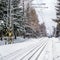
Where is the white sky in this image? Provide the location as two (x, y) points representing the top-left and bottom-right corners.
(32, 0), (57, 34)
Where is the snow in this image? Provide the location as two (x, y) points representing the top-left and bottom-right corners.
(0, 37), (29, 45)
(32, 0), (57, 34)
(0, 37), (60, 60)
(52, 38), (60, 60)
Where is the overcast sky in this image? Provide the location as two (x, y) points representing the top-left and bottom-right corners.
(32, 0), (57, 34)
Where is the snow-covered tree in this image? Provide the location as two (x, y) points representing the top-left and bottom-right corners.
(53, 0), (60, 37)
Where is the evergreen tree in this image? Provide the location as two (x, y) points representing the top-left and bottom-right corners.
(53, 0), (60, 37)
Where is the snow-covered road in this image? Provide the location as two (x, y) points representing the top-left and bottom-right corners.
(0, 37), (60, 60)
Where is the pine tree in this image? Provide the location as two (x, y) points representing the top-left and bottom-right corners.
(11, 0), (26, 37)
(53, 0), (60, 37)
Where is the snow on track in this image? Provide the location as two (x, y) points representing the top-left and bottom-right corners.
(0, 37), (51, 60)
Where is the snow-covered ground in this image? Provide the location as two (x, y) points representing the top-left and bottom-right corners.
(0, 37), (60, 60)
(52, 37), (60, 60)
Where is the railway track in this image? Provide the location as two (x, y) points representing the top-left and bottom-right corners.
(20, 39), (48, 60)
(2, 38), (49, 60)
